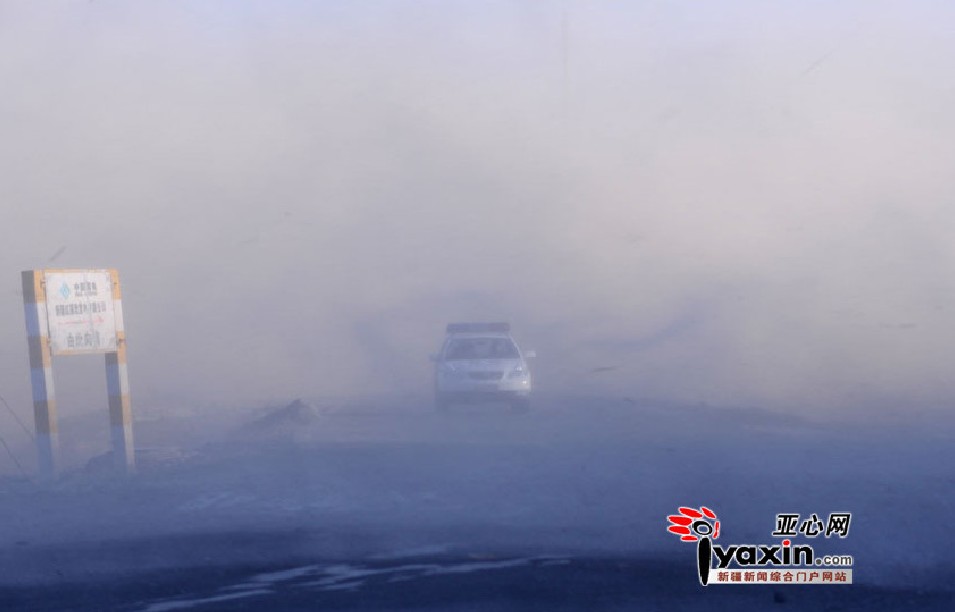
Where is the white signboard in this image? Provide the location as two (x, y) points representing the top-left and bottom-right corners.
(44, 270), (118, 355)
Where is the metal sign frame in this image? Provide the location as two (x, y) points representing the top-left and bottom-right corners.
(22, 269), (135, 478)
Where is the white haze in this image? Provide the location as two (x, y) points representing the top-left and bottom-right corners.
(2, 0), (955, 431)
(0, 5), (953, 602)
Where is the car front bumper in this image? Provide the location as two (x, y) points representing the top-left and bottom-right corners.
(439, 389), (531, 402)
(436, 376), (532, 396)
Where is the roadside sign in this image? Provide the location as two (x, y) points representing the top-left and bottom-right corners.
(22, 268), (135, 478)
(44, 270), (118, 355)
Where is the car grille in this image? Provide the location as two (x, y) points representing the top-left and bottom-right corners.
(468, 371), (504, 381)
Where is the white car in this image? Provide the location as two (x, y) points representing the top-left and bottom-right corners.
(431, 322), (535, 412)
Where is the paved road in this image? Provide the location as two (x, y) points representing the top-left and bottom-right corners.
(1, 395), (952, 610)
(2, 545), (953, 611)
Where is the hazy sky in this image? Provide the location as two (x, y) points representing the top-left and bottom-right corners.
(2, 1), (954, 427)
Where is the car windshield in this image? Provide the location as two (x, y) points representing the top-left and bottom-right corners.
(445, 337), (519, 360)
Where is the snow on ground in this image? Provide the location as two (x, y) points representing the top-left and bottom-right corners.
(138, 556), (566, 611)
(0, 394), (951, 591)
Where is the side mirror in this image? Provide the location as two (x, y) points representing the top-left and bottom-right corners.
(524, 350), (537, 359)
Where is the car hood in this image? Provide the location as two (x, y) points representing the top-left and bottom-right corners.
(443, 358), (523, 372)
